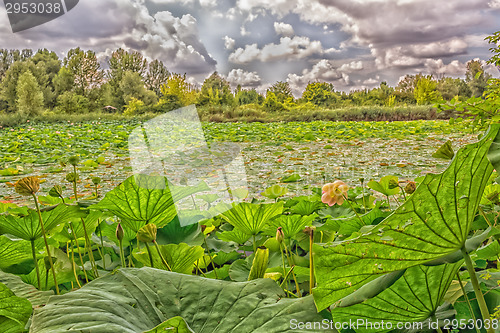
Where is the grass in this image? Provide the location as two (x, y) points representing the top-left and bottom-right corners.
(0, 104), (453, 127)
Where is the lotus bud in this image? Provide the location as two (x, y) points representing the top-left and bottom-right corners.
(48, 185), (63, 198)
(92, 176), (101, 185)
(404, 181), (417, 194)
(116, 223), (124, 241)
(44, 256), (52, 271)
(65, 172), (79, 183)
(304, 226), (316, 236)
(137, 223), (157, 243)
(359, 177), (365, 184)
(388, 179), (399, 189)
(276, 227), (284, 244)
(68, 155), (80, 166)
(15, 176), (40, 196)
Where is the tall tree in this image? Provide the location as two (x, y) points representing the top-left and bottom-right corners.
(414, 75), (441, 105)
(301, 81), (338, 107)
(1, 60), (49, 112)
(199, 71), (234, 106)
(268, 81), (293, 103)
(145, 59), (169, 96)
(16, 70), (44, 117)
(64, 47), (103, 97)
(465, 60), (491, 97)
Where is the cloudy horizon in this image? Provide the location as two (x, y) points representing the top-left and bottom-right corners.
(1, 0), (500, 96)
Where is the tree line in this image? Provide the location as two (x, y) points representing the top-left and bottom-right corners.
(0, 47), (493, 118)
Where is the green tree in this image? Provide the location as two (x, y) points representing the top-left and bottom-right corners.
(236, 89), (262, 105)
(16, 70), (44, 117)
(268, 81), (293, 103)
(159, 73), (198, 108)
(301, 82), (339, 107)
(119, 71), (158, 106)
(263, 91), (287, 112)
(64, 47), (103, 97)
(465, 60), (492, 97)
(55, 91), (90, 114)
(199, 72), (234, 106)
(1, 60), (49, 112)
(414, 75), (441, 105)
(145, 59), (169, 97)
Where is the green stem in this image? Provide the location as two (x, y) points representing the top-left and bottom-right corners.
(153, 241), (172, 271)
(279, 265), (295, 289)
(344, 195), (364, 226)
(461, 247), (494, 333)
(195, 262), (207, 278)
(145, 242), (154, 267)
(361, 181), (366, 214)
(80, 217), (99, 278)
(252, 234), (257, 253)
(69, 222), (88, 283)
(431, 313), (443, 333)
(32, 194), (59, 295)
(283, 242), (301, 297)
(70, 240), (82, 288)
(203, 235), (218, 279)
(30, 240), (41, 290)
(309, 229), (314, 295)
(279, 243), (289, 293)
(118, 239), (126, 268)
(98, 221), (106, 270)
(456, 272), (480, 333)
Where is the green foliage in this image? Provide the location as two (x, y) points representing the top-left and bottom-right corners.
(414, 75), (441, 105)
(16, 70), (44, 117)
(0, 282), (33, 333)
(55, 91), (90, 114)
(30, 267), (327, 333)
(313, 125), (499, 311)
(301, 82), (339, 107)
(199, 72), (234, 106)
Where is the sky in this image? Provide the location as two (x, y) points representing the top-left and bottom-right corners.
(1, 0), (500, 95)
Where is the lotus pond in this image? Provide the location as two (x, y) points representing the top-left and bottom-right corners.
(0, 119), (499, 333)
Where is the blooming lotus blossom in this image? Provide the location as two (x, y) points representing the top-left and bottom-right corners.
(321, 180), (349, 206)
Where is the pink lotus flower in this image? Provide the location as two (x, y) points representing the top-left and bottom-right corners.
(321, 180), (349, 206)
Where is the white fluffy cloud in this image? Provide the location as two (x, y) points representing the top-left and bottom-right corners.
(274, 22), (294, 37)
(223, 36), (235, 50)
(287, 59), (351, 95)
(229, 36), (330, 64)
(226, 69), (262, 87)
(0, 0), (216, 75)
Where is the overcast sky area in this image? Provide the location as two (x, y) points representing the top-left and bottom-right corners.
(1, 0), (500, 95)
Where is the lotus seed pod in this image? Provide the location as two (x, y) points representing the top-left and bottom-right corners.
(276, 227), (284, 244)
(68, 155), (80, 166)
(65, 172), (79, 183)
(15, 176), (40, 196)
(404, 181), (417, 194)
(137, 223), (157, 243)
(388, 178), (399, 189)
(92, 176), (101, 185)
(116, 223), (124, 241)
(200, 224), (207, 233)
(48, 185), (63, 198)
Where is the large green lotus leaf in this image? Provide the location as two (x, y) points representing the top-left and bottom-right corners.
(367, 175), (400, 196)
(0, 236), (32, 269)
(220, 202), (284, 235)
(321, 205), (387, 238)
(55, 210), (109, 242)
(217, 228), (251, 244)
(142, 316), (194, 333)
(331, 262), (462, 331)
(0, 204), (84, 241)
(263, 214), (316, 239)
(0, 270), (53, 307)
(30, 267), (333, 333)
(92, 174), (209, 232)
(133, 243), (204, 275)
(0, 282), (33, 333)
(314, 125), (500, 311)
